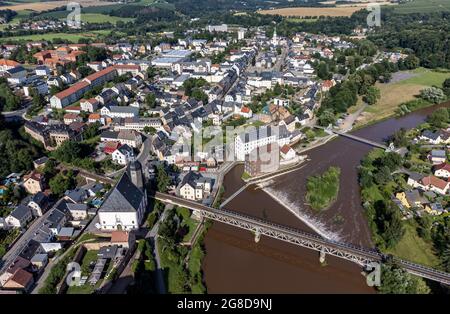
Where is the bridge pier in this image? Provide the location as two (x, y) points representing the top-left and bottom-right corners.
(254, 230), (261, 243)
(192, 210), (203, 222)
(319, 249), (326, 264)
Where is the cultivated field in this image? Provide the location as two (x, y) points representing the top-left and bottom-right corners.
(259, 7), (363, 17)
(0, 0), (115, 12)
(259, 1), (396, 17)
(354, 68), (450, 126)
(393, 0), (450, 14)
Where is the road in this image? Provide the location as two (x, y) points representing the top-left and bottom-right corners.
(105, 135), (152, 179)
(146, 206), (171, 294)
(106, 205), (171, 294)
(2, 99), (32, 122)
(0, 208), (55, 274)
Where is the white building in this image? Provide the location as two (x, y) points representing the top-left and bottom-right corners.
(98, 161), (147, 231)
(112, 144), (134, 165)
(234, 125), (291, 161)
(178, 172), (212, 201)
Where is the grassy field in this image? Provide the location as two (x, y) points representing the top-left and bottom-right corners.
(392, 0), (450, 14)
(385, 221), (440, 268)
(71, 13), (134, 24)
(354, 68), (450, 127)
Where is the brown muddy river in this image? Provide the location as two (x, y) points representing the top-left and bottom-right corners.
(202, 103), (449, 293)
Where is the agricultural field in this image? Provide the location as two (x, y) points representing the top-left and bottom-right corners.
(392, 0), (450, 14)
(0, 0), (116, 12)
(259, 1), (396, 17)
(259, 6), (363, 17)
(354, 68), (450, 127)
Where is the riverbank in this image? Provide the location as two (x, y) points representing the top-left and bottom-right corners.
(352, 68), (450, 129)
(202, 102), (450, 293)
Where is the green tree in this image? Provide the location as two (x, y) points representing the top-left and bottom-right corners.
(49, 170), (76, 196)
(318, 109), (336, 127)
(420, 87), (446, 104)
(378, 263), (430, 294)
(363, 86), (381, 105)
(156, 164), (170, 192)
(427, 107), (449, 128)
(145, 93), (157, 108)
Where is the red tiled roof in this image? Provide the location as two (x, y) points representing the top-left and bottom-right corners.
(0, 59), (20, 67)
(114, 64), (139, 70)
(88, 113), (101, 120)
(25, 170), (43, 182)
(280, 145), (292, 154)
(421, 175), (448, 190)
(111, 231), (130, 243)
(54, 80), (89, 100)
(83, 66), (116, 83)
(435, 163), (450, 173)
(241, 106), (251, 113)
(8, 269), (33, 288)
(64, 113), (79, 120)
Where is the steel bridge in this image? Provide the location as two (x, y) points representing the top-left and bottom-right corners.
(154, 192), (450, 286)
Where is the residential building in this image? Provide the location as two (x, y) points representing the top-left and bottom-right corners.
(5, 205), (33, 228)
(23, 171), (44, 194)
(235, 125), (290, 161)
(112, 144), (134, 165)
(178, 171), (212, 201)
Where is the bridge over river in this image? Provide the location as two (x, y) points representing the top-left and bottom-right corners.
(314, 126), (388, 150)
(154, 192), (450, 286)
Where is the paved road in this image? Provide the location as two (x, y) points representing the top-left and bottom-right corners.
(105, 135), (152, 179)
(0, 209), (54, 274)
(2, 99), (32, 122)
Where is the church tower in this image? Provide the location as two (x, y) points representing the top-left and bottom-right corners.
(129, 159), (144, 192)
(272, 26), (278, 46)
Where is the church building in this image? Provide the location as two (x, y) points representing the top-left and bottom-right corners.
(98, 160), (147, 231)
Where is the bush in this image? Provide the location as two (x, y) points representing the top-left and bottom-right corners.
(306, 167), (341, 210)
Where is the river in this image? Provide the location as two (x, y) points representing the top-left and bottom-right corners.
(202, 103), (449, 293)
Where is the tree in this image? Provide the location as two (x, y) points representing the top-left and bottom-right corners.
(49, 170), (76, 196)
(374, 200), (404, 248)
(145, 93), (157, 108)
(363, 86), (381, 105)
(378, 263), (430, 294)
(83, 122), (101, 139)
(317, 62), (331, 80)
(420, 87), (446, 104)
(143, 126), (156, 135)
(51, 141), (82, 163)
(156, 164), (170, 192)
(427, 107), (449, 128)
(443, 78), (450, 97)
(390, 128), (408, 147)
(318, 109), (336, 127)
